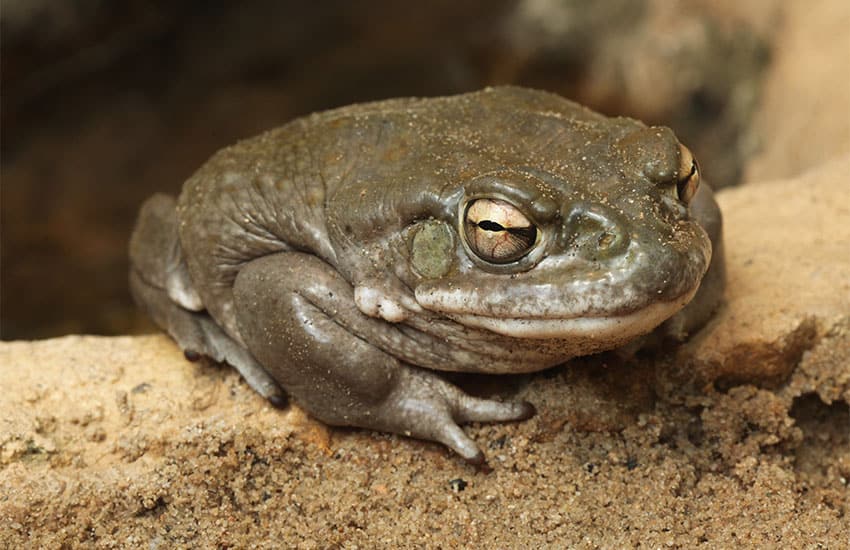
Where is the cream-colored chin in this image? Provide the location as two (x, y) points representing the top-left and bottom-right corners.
(444, 287), (698, 340)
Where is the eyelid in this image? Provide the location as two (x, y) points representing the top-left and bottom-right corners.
(463, 170), (560, 224)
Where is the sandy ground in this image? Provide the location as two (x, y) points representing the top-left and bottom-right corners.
(3, 1), (850, 547)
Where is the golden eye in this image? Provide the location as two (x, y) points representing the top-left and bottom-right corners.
(676, 145), (700, 204)
(463, 199), (538, 264)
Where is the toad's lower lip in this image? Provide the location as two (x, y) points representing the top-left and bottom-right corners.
(445, 286), (699, 340)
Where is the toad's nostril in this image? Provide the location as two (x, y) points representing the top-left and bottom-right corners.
(563, 204), (629, 260)
(597, 231), (617, 250)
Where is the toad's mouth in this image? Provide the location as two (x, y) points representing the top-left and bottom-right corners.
(440, 285), (699, 340)
(413, 236), (711, 341)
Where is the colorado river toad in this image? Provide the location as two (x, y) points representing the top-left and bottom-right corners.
(130, 86), (724, 463)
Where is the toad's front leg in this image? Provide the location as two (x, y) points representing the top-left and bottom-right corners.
(232, 252), (534, 463)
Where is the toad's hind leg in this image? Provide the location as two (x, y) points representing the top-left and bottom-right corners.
(129, 194), (286, 406)
(232, 252), (535, 463)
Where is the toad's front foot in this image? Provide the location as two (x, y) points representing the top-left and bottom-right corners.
(370, 368), (536, 463)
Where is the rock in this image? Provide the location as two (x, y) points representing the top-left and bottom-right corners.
(0, 335), (306, 468)
(665, 157), (850, 390)
(743, 1), (850, 181)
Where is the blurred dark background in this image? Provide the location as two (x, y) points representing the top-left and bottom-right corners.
(1, 0), (771, 339)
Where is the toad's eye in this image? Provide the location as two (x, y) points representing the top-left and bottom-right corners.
(463, 199), (538, 264)
(676, 145), (700, 204)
